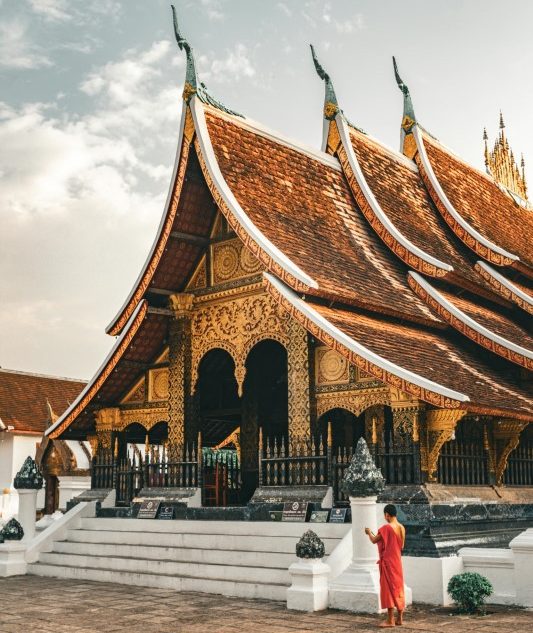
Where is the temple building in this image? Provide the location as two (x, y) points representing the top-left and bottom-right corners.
(45, 10), (532, 546)
(0, 369), (87, 518)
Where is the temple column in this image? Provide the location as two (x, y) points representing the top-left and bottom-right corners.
(95, 408), (121, 451)
(286, 318), (312, 443)
(483, 422), (497, 485)
(424, 409), (467, 482)
(168, 293), (194, 453)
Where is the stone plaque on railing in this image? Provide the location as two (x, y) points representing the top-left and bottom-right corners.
(282, 501), (309, 522)
(137, 499), (160, 519)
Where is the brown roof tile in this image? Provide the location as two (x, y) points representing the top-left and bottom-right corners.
(310, 301), (533, 419)
(0, 369), (86, 434)
(204, 109), (439, 325)
(423, 134), (533, 270)
(350, 129), (496, 293)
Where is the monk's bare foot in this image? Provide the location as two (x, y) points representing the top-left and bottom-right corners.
(395, 612), (404, 626)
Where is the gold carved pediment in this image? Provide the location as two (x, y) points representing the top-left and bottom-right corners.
(211, 238), (262, 285)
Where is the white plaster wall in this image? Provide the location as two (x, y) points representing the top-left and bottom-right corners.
(58, 476), (91, 510)
(0, 434), (43, 517)
(403, 555), (464, 605)
(458, 548), (516, 605)
(0, 433), (14, 518)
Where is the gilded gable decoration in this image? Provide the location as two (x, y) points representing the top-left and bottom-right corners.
(148, 368), (169, 402)
(315, 347), (350, 386)
(191, 288), (290, 397)
(316, 387), (390, 419)
(122, 379), (145, 404)
(212, 238), (262, 285)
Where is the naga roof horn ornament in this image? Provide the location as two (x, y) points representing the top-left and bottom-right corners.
(310, 44), (339, 120)
(392, 56), (416, 132)
(171, 4), (243, 117)
(310, 44), (365, 133)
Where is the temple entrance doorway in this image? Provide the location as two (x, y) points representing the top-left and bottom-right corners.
(197, 348), (241, 506)
(241, 339), (288, 504)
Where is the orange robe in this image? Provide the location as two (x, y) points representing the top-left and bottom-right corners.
(377, 523), (405, 611)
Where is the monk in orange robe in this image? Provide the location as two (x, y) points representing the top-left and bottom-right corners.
(365, 504), (406, 627)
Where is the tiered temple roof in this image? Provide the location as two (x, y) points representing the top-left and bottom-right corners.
(47, 10), (532, 439)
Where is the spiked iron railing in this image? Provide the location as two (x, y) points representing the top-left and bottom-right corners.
(92, 434), (202, 506)
(258, 427), (330, 488)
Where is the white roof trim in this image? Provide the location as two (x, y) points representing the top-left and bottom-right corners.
(46, 300), (147, 437)
(265, 272), (469, 403)
(413, 125), (519, 263)
(192, 97), (319, 290)
(335, 114), (453, 273)
(410, 271), (533, 360)
(476, 261), (533, 309)
(105, 106), (188, 335)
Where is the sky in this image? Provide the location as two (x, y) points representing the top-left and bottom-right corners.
(1, 0), (532, 381)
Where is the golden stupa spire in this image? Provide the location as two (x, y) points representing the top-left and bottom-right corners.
(484, 112), (527, 200)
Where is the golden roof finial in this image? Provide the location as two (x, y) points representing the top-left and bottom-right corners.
(485, 113), (527, 201)
(483, 127), (489, 169)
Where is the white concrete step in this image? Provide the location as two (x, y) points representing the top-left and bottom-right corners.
(28, 517), (348, 600)
(53, 540), (295, 568)
(79, 518), (348, 538)
(64, 529), (341, 554)
(38, 551), (289, 584)
(27, 563), (288, 601)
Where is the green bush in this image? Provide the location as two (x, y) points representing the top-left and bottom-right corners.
(447, 572), (493, 614)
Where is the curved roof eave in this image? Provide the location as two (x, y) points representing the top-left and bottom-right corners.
(475, 261), (533, 316)
(46, 300), (149, 439)
(263, 271), (469, 409)
(409, 271), (533, 370)
(190, 96), (318, 293)
(105, 105), (189, 336)
(334, 113), (454, 278)
(413, 125), (520, 268)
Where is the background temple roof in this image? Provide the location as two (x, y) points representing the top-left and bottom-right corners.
(0, 368), (86, 435)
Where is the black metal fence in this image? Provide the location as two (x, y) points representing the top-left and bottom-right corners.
(258, 432), (330, 487)
(438, 441), (489, 486)
(91, 437), (202, 506)
(504, 438), (533, 486)
(332, 444), (420, 502)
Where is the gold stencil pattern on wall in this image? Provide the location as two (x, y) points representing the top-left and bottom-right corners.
(149, 368), (169, 401)
(315, 347), (350, 385)
(212, 238), (262, 285)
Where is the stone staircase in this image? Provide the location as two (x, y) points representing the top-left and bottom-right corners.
(28, 518), (349, 600)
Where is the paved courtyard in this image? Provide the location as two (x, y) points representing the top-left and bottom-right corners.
(0, 576), (532, 633)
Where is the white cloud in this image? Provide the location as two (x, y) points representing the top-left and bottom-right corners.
(0, 18), (52, 69)
(277, 2), (292, 17)
(209, 44), (255, 82)
(334, 14), (365, 33)
(28, 0), (71, 22)
(199, 0), (224, 21)
(27, 0), (122, 23)
(0, 40), (185, 376)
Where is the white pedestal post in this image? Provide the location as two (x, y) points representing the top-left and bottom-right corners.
(17, 489), (37, 541)
(0, 543), (27, 577)
(287, 558), (330, 611)
(328, 495), (381, 613)
(510, 527), (533, 607)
